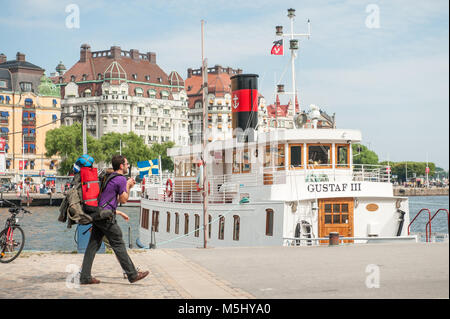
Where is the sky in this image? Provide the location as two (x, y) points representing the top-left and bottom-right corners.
(1, 0), (448, 169)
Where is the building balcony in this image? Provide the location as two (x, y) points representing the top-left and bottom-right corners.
(22, 119), (36, 125)
(24, 135), (36, 142)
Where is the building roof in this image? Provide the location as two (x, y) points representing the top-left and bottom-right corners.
(0, 69), (12, 91)
(55, 45), (184, 98)
(0, 60), (44, 71)
(265, 95), (299, 118)
(185, 65), (241, 108)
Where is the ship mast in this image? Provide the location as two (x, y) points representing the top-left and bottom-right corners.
(201, 20), (208, 249)
(275, 8), (311, 117)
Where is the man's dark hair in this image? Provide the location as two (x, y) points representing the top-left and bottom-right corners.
(112, 155), (126, 171)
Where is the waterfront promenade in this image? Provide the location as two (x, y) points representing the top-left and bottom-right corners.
(0, 242), (448, 299)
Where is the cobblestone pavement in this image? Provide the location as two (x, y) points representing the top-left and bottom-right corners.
(0, 249), (254, 299)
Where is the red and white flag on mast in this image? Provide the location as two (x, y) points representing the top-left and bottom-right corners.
(271, 39), (284, 56)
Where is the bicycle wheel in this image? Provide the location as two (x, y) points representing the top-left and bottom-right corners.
(0, 226), (25, 263)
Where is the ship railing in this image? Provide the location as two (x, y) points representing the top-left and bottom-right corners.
(283, 235), (418, 246)
(259, 164), (392, 185)
(143, 173), (242, 204)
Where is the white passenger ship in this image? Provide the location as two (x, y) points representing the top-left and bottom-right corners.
(138, 128), (411, 248)
(137, 9), (412, 249)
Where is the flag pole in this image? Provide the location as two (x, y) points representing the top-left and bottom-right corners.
(201, 19), (208, 249)
(159, 155), (162, 186)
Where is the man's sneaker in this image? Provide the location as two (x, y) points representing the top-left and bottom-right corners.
(129, 271), (149, 283)
(80, 277), (101, 285)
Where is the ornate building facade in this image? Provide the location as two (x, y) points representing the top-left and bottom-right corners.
(0, 52), (61, 179)
(185, 65), (266, 144)
(54, 44), (189, 147)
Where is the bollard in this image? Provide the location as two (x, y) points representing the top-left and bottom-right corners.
(329, 232), (340, 246)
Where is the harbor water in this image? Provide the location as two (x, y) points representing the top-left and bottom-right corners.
(0, 196), (448, 251)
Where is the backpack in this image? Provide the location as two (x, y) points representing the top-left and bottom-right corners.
(97, 169), (124, 210)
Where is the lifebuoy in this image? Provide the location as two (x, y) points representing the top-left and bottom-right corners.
(166, 178), (173, 198)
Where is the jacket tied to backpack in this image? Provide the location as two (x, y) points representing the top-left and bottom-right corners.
(58, 174), (93, 228)
(58, 166), (118, 228)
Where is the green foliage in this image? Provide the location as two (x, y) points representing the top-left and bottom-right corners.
(45, 124), (176, 174)
(45, 123), (104, 174)
(352, 144), (379, 165)
(99, 132), (153, 172)
(150, 141), (175, 172)
(379, 161), (436, 182)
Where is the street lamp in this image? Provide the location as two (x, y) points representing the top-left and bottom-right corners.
(275, 26), (283, 36)
(287, 8), (296, 18)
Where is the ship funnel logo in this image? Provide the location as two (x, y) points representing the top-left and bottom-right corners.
(232, 94), (239, 109)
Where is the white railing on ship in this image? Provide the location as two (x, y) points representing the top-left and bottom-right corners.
(142, 164), (391, 204)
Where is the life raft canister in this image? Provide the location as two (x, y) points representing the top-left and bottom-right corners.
(80, 166), (100, 207)
(166, 178), (173, 198)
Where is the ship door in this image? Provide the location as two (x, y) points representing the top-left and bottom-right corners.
(319, 198), (354, 243)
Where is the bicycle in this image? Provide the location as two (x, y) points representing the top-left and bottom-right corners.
(0, 198), (32, 263)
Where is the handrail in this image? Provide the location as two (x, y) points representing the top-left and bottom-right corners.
(425, 209), (449, 242)
(408, 208), (431, 242)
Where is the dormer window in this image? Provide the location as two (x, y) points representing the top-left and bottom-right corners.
(158, 77), (162, 83)
(82, 74), (87, 81)
(145, 75), (150, 81)
(135, 87), (143, 97)
(148, 89), (156, 98)
(132, 74), (138, 80)
(160, 90), (169, 100)
(70, 75), (76, 82)
(97, 73), (102, 80)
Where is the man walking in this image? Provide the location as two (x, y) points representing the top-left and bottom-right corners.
(80, 155), (149, 284)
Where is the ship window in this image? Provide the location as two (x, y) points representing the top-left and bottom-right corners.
(264, 145), (271, 167)
(208, 215), (212, 239)
(141, 208), (149, 230)
(289, 144), (303, 169)
(333, 215), (341, 224)
(232, 149), (241, 174)
(218, 215), (225, 240)
(233, 215), (240, 241)
(265, 209), (274, 236)
(277, 144), (285, 170)
(194, 214), (200, 237)
(324, 214), (332, 224)
(325, 204), (332, 213)
(175, 213), (179, 234)
(184, 213), (189, 235)
(166, 212), (170, 233)
(152, 211), (159, 232)
(336, 144), (350, 168)
(242, 148), (251, 173)
(307, 144), (331, 168)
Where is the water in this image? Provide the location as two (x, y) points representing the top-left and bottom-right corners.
(0, 196), (448, 251)
(408, 196), (449, 241)
(0, 205), (141, 252)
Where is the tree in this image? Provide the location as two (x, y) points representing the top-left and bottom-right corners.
(45, 123), (104, 175)
(352, 144), (379, 165)
(382, 161), (436, 182)
(99, 132), (154, 174)
(150, 141), (175, 172)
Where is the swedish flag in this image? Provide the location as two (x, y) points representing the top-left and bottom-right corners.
(137, 159), (159, 178)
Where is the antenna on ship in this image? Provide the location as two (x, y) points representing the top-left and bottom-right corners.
(275, 8), (311, 118)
